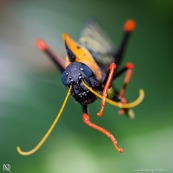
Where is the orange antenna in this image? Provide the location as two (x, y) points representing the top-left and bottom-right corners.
(82, 81), (144, 109)
(17, 85), (72, 156)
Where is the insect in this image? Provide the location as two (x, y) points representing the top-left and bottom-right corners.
(17, 19), (144, 155)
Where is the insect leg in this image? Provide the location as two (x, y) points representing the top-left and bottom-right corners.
(97, 63), (117, 117)
(114, 63), (134, 117)
(114, 19), (135, 66)
(36, 39), (66, 72)
(82, 105), (123, 153)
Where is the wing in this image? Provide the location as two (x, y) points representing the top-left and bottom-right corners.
(78, 20), (116, 66)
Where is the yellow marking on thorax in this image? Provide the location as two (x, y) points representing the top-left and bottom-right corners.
(62, 33), (102, 81)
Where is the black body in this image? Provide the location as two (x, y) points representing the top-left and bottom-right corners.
(61, 62), (102, 105)
(43, 20), (133, 107)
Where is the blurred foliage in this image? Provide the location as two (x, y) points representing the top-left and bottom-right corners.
(0, 0), (173, 172)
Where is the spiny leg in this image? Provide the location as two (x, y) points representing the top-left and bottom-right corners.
(114, 62), (134, 115)
(97, 63), (117, 117)
(112, 20), (135, 116)
(120, 63), (134, 97)
(100, 17), (135, 116)
(36, 39), (66, 72)
(114, 19), (135, 66)
(83, 105), (123, 153)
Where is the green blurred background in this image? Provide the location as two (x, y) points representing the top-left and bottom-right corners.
(0, 0), (173, 172)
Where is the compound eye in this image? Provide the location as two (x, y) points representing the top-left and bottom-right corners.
(61, 71), (69, 85)
(80, 64), (93, 77)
